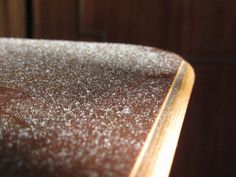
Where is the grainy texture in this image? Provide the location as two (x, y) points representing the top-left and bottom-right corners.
(0, 38), (181, 177)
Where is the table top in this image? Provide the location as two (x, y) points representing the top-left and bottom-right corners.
(0, 38), (194, 177)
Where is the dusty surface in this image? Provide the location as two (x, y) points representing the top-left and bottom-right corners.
(0, 38), (181, 177)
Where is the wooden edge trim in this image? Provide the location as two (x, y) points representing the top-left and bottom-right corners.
(129, 60), (195, 177)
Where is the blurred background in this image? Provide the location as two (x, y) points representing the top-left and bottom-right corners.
(0, 0), (235, 176)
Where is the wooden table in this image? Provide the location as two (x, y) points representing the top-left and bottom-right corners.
(0, 38), (194, 177)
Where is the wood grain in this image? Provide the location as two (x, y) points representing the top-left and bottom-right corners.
(33, 0), (79, 40)
(0, 0), (6, 35)
(0, 0), (26, 37)
(78, 0), (236, 59)
(1, 0), (235, 58)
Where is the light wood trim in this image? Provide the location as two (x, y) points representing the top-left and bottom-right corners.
(129, 60), (195, 177)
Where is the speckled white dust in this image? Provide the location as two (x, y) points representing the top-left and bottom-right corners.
(0, 38), (181, 177)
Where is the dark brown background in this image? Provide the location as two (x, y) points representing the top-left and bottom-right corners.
(0, 0), (236, 176)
